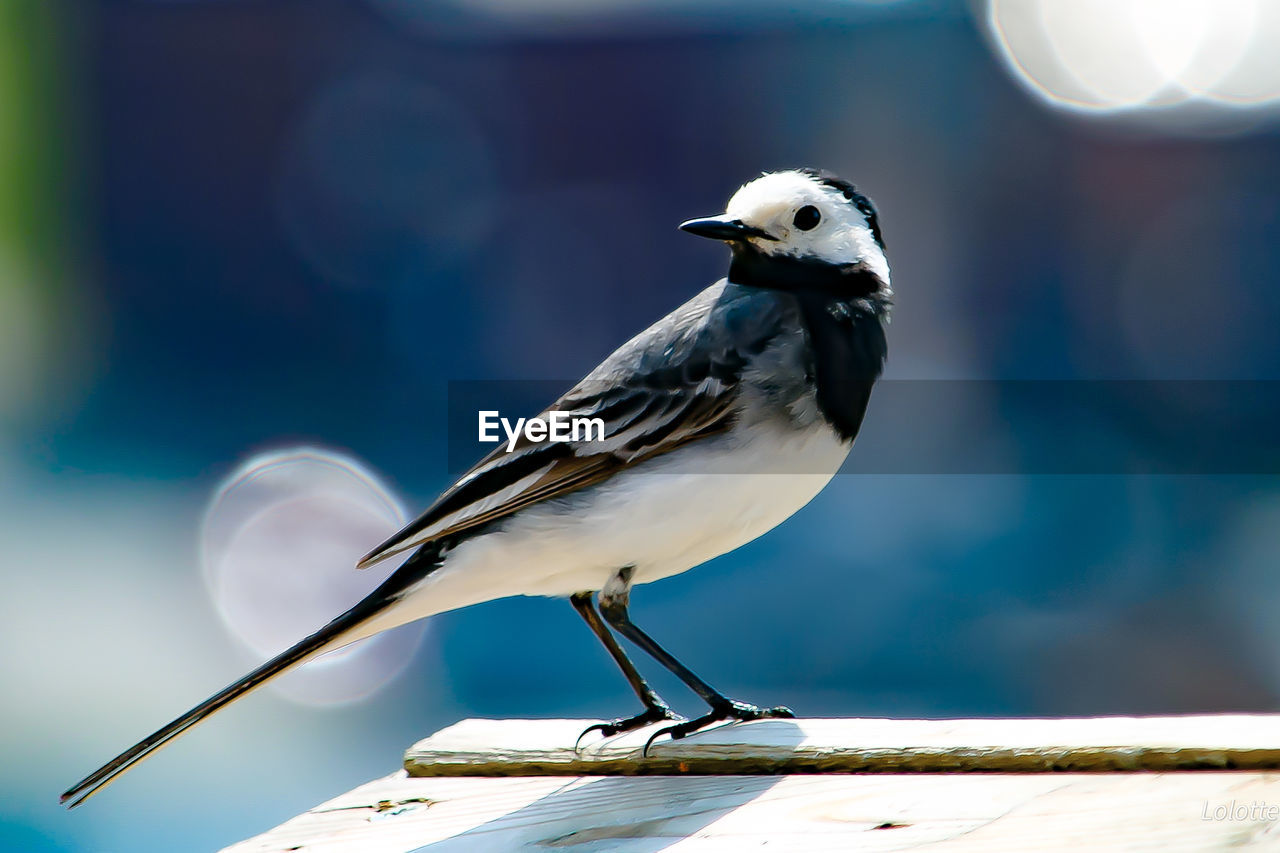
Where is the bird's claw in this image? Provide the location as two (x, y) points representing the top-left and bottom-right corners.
(574, 704), (682, 752)
(643, 700), (794, 757)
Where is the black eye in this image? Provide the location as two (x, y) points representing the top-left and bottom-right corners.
(793, 205), (821, 231)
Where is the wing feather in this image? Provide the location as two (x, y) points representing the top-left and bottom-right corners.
(357, 282), (786, 568)
(357, 381), (740, 567)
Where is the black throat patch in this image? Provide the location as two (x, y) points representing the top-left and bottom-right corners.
(728, 248), (885, 299)
(729, 247), (890, 441)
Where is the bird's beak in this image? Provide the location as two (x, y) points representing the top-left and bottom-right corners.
(679, 216), (777, 242)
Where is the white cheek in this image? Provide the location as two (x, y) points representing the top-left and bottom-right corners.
(803, 229), (859, 265)
(850, 228), (890, 284)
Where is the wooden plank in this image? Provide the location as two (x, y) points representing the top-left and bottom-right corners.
(403, 716), (1280, 777)
(224, 769), (1280, 852)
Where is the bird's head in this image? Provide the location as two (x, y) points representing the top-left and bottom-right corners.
(681, 169), (889, 298)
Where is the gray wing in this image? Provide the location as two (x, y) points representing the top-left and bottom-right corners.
(358, 282), (790, 568)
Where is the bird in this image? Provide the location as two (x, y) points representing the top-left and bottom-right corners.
(61, 167), (892, 808)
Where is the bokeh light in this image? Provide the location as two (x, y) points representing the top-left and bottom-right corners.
(987, 0), (1280, 128)
(201, 448), (429, 705)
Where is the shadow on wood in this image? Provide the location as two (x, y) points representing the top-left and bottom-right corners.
(409, 775), (782, 851)
(224, 715), (1280, 852)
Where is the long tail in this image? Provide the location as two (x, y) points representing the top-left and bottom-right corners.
(61, 546), (440, 808)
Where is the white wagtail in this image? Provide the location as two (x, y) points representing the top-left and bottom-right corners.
(62, 168), (891, 807)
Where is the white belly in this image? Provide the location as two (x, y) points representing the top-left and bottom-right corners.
(368, 420), (850, 630)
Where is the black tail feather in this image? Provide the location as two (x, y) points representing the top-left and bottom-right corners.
(60, 595), (389, 808)
(61, 541), (448, 808)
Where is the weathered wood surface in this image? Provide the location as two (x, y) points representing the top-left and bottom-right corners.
(224, 716), (1280, 852)
(226, 769), (1280, 852)
(405, 715), (1280, 776)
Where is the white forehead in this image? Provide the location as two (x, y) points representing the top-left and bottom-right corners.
(725, 171), (842, 222)
(721, 170), (888, 282)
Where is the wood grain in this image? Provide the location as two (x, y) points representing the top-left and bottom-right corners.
(225, 769), (1280, 852)
(223, 716), (1280, 852)
(403, 716), (1280, 777)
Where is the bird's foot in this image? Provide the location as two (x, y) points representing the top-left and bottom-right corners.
(575, 703), (682, 751)
(643, 699), (794, 756)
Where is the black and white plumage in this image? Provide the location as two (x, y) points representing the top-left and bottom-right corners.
(62, 168), (891, 807)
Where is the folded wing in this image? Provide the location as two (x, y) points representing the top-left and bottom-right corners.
(358, 282), (785, 568)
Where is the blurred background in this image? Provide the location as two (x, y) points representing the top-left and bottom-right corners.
(4, 0), (1280, 849)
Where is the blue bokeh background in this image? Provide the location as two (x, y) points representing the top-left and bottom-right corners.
(4, 1), (1280, 850)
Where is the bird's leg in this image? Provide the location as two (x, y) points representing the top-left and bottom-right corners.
(596, 568), (793, 755)
(570, 591), (680, 747)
